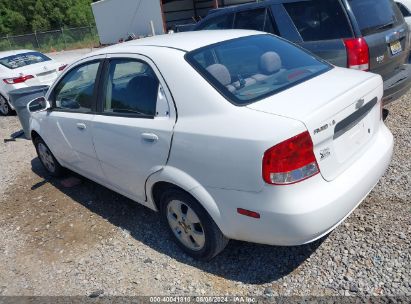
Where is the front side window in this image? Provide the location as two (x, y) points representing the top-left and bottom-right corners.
(53, 61), (100, 112)
(234, 8), (278, 34)
(195, 13), (234, 30)
(284, 0), (353, 41)
(0, 52), (51, 69)
(186, 35), (331, 105)
(397, 2), (411, 17)
(103, 59), (159, 117)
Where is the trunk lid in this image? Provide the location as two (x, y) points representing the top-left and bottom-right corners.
(12, 61), (60, 86)
(247, 67), (383, 181)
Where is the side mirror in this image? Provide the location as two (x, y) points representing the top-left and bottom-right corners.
(27, 97), (49, 112)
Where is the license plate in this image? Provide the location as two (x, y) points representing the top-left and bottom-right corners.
(390, 40), (402, 55)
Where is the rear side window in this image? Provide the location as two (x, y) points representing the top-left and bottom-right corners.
(284, 0), (353, 41)
(195, 13), (234, 30)
(397, 2), (411, 17)
(234, 8), (279, 34)
(102, 59), (159, 117)
(186, 35), (331, 106)
(348, 0), (402, 35)
(0, 52), (51, 70)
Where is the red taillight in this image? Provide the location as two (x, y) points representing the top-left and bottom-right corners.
(58, 64), (67, 71)
(3, 75), (34, 84)
(237, 208), (260, 219)
(262, 131), (320, 185)
(344, 38), (370, 71)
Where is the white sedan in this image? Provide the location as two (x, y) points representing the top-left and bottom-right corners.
(0, 50), (66, 115)
(28, 30), (393, 260)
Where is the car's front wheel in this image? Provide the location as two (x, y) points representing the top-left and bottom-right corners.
(160, 189), (229, 260)
(34, 137), (64, 177)
(0, 95), (12, 116)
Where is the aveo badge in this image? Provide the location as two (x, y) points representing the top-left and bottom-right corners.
(314, 120), (336, 135)
(314, 124), (328, 135)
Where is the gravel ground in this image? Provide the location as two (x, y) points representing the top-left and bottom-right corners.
(46, 48), (95, 65)
(0, 92), (409, 297)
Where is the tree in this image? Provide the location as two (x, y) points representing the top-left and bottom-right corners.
(0, 8), (27, 34)
(0, 0), (94, 35)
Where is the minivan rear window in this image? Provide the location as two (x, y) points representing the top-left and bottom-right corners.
(284, 0), (353, 41)
(348, 0), (401, 35)
(195, 13), (234, 30)
(185, 35), (332, 106)
(0, 52), (51, 70)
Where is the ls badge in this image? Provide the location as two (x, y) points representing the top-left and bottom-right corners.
(320, 148), (331, 161)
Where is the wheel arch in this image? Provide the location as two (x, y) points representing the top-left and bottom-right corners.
(146, 166), (224, 231)
(29, 119), (42, 141)
(31, 130), (41, 142)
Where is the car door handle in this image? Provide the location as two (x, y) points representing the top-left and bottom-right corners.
(141, 133), (158, 142)
(76, 123), (87, 130)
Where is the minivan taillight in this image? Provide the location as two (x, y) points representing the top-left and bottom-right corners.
(344, 38), (370, 71)
(262, 131), (319, 185)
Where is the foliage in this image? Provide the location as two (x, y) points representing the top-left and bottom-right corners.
(0, 0), (95, 35)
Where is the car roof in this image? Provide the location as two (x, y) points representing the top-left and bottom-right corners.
(0, 50), (39, 58)
(205, 0), (303, 15)
(89, 30), (263, 56)
(208, 0), (275, 14)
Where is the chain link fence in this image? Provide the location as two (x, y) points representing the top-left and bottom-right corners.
(0, 26), (99, 52)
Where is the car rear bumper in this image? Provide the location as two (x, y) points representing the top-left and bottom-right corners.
(382, 64), (411, 104)
(203, 123), (393, 246)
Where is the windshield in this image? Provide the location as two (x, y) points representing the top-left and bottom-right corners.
(0, 52), (51, 70)
(348, 0), (401, 35)
(185, 35), (331, 106)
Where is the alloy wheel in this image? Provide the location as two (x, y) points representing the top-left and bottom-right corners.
(167, 200), (206, 251)
(37, 142), (56, 173)
(0, 96), (9, 116)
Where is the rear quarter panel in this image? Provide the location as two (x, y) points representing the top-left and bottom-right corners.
(146, 47), (306, 193)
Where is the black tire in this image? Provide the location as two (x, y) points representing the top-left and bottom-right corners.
(160, 188), (229, 260)
(34, 137), (64, 177)
(0, 95), (14, 116)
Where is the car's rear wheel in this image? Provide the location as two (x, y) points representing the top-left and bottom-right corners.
(160, 189), (228, 260)
(34, 137), (64, 177)
(0, 95), (12, 116)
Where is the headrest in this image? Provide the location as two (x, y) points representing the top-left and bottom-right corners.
(206, 64), (231, 86)
(260, 52), (282, 74)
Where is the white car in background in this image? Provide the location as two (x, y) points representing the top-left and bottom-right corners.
(0, 50), (66, 115)
(28, 31), (393, 260)
(397, 0), (411, 28)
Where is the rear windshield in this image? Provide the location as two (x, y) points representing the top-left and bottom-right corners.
(348, 0), (402, 35)
(185, 35), (331, 106)
(0, 52), (51, 70)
